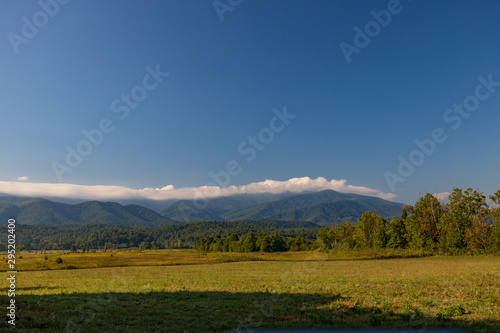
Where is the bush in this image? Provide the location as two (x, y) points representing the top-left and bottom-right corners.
(55, 257), (63, 264)
(438, 304), (466, 319)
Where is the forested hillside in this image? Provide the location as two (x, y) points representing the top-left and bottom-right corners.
(6, 219), (319, 251)
(0, 190), (404, 226)
(0, 198), (180, 227)
(160, 190), (404, 224)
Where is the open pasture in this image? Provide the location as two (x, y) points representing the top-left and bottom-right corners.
(4, 252), (500, 332)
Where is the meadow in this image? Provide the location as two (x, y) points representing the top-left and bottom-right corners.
(3, 250), (500, 332)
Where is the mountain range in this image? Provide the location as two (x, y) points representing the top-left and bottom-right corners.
(0, 197), (180, 227)
(160, 190), (405, 225)
(0, 190), (405, 227)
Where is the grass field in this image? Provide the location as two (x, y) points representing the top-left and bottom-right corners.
(3, 250), (500, 332)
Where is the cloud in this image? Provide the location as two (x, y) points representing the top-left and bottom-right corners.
(16, 176), (29, 182)
(433, 192), (451, 202)
(0, 176), (397, 202)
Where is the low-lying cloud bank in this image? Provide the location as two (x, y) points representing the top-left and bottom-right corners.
(434, 192), (451, 202)
(0, 177), (397, 202)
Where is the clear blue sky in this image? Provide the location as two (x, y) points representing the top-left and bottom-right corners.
(1, 0), (499, 205)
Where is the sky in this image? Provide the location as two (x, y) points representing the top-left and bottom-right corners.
(0, 0), (499, 205)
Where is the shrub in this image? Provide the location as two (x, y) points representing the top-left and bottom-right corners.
(438, 304), (466, 319)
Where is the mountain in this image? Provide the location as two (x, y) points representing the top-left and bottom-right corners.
(0, 190), (405, 227)
(225, 191), (404, 225)
(159, 192), (295, 222)
(0, 197), (180, 227)
(160, 190), (405, 225)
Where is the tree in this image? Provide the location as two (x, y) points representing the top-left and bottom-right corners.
(227, 233), (240, 252)
(270, 234), (287, 252)
(488, 189), (500, 251)
(405, 194), (444, 250)
(387, 205), (411, 249)
(317, 228), (336, 250)
(240, 232), (257, 252)
(139, 241), (152, 250)
(260, 235), (273, 252)
(317, 222), (354, 250)
(387, 217), (407, 249)
(439, 188), (488, 251)
(288, 236), (305, 251)
(336, 222), (355, 248)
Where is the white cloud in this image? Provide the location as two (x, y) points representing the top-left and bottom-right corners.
(434, 192), (451, 202)
(0, 176), (397, 202)
(16, 176), (29, 182)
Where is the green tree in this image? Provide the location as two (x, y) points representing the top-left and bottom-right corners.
(439, 188), (488, 251)
(487, 189), (500, 251)
(260, 235), (273, 252)
(240, 232), (257, 252)
(317, 222), (355, 250)
(139, 241), (151, 250)
(195, 238), (206, 251)
(387, 205), (411, 249)
(317, 228), (336, 250)
(335, 222), (355, 249)
(353, 211), (388, 249)
(270, 234), (287, 252)
(406, 194), (444, 250)
(288, 236), (305, 251)
(228, 234), (240, 252)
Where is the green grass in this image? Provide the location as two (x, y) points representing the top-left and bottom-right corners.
(3, 251), (500, 332)
(2, 248), (433, 272)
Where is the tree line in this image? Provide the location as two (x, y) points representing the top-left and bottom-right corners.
(2, 220), (318, 252)
(196, 188), (500, 254)
(317, 188), (500, 253)
(195, 232), (317, 252)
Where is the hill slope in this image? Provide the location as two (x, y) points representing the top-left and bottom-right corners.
(0, 190), (405, 227)
(223, 190), (404, 225)
(0, 197), (180, 227)
(160, 190), (405, 225)
(159, 192), (294, 222)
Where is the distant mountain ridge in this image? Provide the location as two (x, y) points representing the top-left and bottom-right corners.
(158, 192), (294, 222)
(160, 190), (405, 225)
(0, 197), (180, 227)
(0, 190), (405, 227)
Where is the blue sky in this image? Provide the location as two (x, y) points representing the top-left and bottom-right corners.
(0, 0), (499, 205)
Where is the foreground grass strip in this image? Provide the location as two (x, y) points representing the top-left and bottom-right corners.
(2, 249), (434, 272)
(13, 291), (498, 333)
